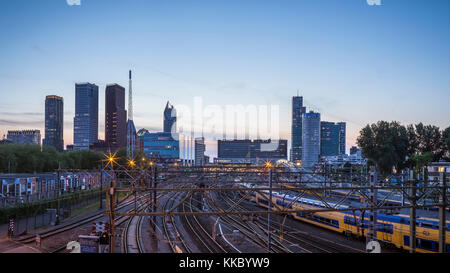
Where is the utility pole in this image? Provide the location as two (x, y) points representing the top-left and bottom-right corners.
(153, 165), (157, 216)
(366, 168), (378, 250)
(56, 164), (61, 225)
(409, 170), (417, 253)
(99, 163), (103, 210)
(439, 172), (447, 253)
(267, 168), (273, 253)
(108, 179), (116, 253)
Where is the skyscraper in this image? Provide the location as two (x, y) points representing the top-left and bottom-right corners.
(302, 111), (321, 168)
(105, 84), (127, 151)
(43, 95), (64, 151)
(164, 101), (177, 134)
(74, 83), (99, 150)
(291, 96), (306, 162)
(320, 121), (340, 156)
(338, 122), (346, 155)
(195, 137), (206, 166)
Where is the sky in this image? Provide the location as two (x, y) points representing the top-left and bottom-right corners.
(0, 0), (449, 159)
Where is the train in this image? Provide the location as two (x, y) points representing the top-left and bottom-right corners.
(237, 183), (450, 253)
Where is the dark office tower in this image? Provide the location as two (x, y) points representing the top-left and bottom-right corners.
(105, 84), (127, 151)
(338, 122), (346, 155)
(74, 83), (99, 150)
(291, 96), (306, 162)
(320, 121), (340, 156)
(43, 95), (64, 151)
(164, 101), (177, 133)
(195, 137), (206, 166)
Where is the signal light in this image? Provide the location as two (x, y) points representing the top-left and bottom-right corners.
(99, 232), (109, 245)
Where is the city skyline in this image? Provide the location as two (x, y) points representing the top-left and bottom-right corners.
(1, 0), (450, 159)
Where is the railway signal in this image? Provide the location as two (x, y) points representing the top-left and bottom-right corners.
(99, 232), (110, 245)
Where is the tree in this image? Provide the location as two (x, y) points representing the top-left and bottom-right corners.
(410, 152), (433, 170)
(414, 123), (445, 161)
(0, 145), (104, 173)
(357, 121), (408, 174)
(444, 127), (450, 159)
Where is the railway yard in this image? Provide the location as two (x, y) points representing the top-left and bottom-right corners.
(2, 163), (447, 254)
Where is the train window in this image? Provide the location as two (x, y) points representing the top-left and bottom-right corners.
(420, 222), (434, 229)
(419, 239), (436, 251)
(403, 236), (410, 246)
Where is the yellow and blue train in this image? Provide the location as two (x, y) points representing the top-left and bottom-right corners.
(238, 183), (450, 253)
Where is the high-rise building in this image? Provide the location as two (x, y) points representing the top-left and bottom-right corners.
(195, 137), (206, 166)
(164, 101), (177, 134)
(291, 96), (306, 162)
(73, 83), (99, 150)
(320, 121), (340, 157)
(105, 84), (127, 151)
(7, 130), (41, 145)
(302, 111), (321, 168)
(43, 95), (64, 151)
(217, 139), (288, 164)
(338, 122), (346, 155)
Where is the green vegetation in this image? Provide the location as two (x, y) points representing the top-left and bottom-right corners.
(357, 121), (450, 174)
(0, 145), (105, 173)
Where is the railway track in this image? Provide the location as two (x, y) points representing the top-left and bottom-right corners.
(202, 190), (293, 253)
(180, 192), (228, 253)
(220, 190), (365, 253)
(14, 193), (144, 253)
(161, 190), (192, 253)
(122, 199), (150, 253)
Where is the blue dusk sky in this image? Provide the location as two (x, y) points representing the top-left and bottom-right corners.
(0, 0), (449, 159)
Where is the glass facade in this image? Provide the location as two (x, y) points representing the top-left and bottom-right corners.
(338, 122), (346, 155)
(105, 84), (127, 151)
(302, 111), (321, 168)
(291, 96), (306, 162)
(74, 83), (99, 150)
(217, 139), (287, 164)
(7, 130), (41, 145)
(163, 101), (177, 133)
(43, 95), (64, 151)
(139, 131), (180, 159)
(320, 121), (340, 156)
(195, 137), (206, 166)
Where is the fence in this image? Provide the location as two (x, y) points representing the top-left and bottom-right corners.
(0, 189), (103, 237)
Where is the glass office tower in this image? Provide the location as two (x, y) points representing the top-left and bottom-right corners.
(43, 95), (64, 151)
(320, 121), (340, 156)
(302, 111), (321, 168)
(74, 83), (99, 150)
(105, 84), (127, 151)
(291, 96), (306, 162)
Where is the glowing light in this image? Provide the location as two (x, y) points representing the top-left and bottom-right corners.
(128, 160), (136, 167)
(103, 152), (118, 168)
